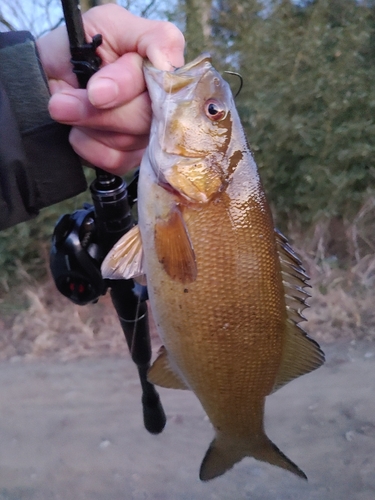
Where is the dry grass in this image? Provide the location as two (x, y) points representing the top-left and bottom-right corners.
(0, 280), (131, 361)
(0, 216), (375, 360)
(1, 259), (373, 361)
(303, 255), (375, 343)
(292, 210), (375, 344)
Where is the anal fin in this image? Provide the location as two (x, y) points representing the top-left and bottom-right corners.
(148, 346), (189, 390)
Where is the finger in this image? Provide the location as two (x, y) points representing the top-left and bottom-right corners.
(49, 90), (151, 134)
(84, 4), (185, 70)
(74, 127), (149, 152)
(136, 20), (186, 70)
(36, 26), (77, 87)
(70, 128), (145, 175)
(38, 5), (185, 87)
(87, 52), (145, 109)
(48, 79), (74, 95)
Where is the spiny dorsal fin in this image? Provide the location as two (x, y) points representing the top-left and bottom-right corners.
(148, 346), (190, 390)
(101, 225), (144, 280)
(272, 229), (325, 393)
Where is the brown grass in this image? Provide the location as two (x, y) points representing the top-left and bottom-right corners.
(0, 280), (130, 361)
(292, 211), (375, 344)
(304, 255), (375, 343)
(0, 216), (374, 360)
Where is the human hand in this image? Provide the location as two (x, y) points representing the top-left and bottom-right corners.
(36, 4), (185, 174)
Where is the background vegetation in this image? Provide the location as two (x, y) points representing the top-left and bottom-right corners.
(214, 1), (375, 254)
(0, 0), (374, 347)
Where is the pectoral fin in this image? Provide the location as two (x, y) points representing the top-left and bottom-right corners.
(154, 206), (197, 283)
(101, 225), (144, 280)
(148, 346), (189, 390)
(272, 229), (325, 393)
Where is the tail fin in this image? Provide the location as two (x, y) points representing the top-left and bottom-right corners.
(199, 433), (307, 482)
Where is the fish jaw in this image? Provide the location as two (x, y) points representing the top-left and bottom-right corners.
(143, 54), (213, 139)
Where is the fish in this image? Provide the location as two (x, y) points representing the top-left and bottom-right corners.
(101, 54), (325, 481)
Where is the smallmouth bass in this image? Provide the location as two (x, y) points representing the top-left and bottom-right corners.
(102, 54), (325, 481)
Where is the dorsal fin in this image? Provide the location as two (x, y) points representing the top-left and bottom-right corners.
(271, 229), (325, 393)
(276, 228), (311, 322)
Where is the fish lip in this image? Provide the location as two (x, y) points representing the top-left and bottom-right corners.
(143, 53), (213, 93)
(144, 53), (211, 74)
(173, 53), (212, 74)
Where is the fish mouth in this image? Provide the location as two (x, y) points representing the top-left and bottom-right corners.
(143, 53), (213, 93)
(174, 53), (212, 73)
(143, 53), (211, 74)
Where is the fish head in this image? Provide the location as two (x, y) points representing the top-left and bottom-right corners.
(143, 54), (246, 203)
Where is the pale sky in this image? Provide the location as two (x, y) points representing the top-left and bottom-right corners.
(0, 1), (177, 37)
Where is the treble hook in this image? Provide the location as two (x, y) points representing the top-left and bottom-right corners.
(224, 71), (244, 98)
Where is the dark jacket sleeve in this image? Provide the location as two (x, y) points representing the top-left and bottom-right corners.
(0, 31), (87, 230)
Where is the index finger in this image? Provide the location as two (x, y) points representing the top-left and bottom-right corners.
(38, 4), (185, 87)
(84, 4), (185, 70)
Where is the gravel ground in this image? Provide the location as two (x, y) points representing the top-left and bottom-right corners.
(0, 341), (374, 500)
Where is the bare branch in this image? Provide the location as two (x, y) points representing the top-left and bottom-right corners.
(38, 17), (65, 38)
(141, 0), (158, 17)
(0, 12), (16, 31)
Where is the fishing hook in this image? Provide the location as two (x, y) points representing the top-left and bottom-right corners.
(224, 71), (243, 98)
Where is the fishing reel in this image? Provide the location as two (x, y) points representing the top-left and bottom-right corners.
(50, 205), (105, 305)
(50, 172), (139, 306)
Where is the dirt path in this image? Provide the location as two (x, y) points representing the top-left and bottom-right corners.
(0, 341), (374, 500)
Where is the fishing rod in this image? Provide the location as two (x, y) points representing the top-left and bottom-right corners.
(50, 0), (166, 435)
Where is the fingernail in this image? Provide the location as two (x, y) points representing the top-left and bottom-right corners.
(88, 77), (119, 108)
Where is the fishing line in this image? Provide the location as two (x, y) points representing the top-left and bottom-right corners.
(115, 287), (147, 358)
(224, 71), (243, 98)
(129, 293), (145, 358)
(157, 76), (174, 183)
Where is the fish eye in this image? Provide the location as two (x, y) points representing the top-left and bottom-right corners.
(204, 99), (226, 121)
